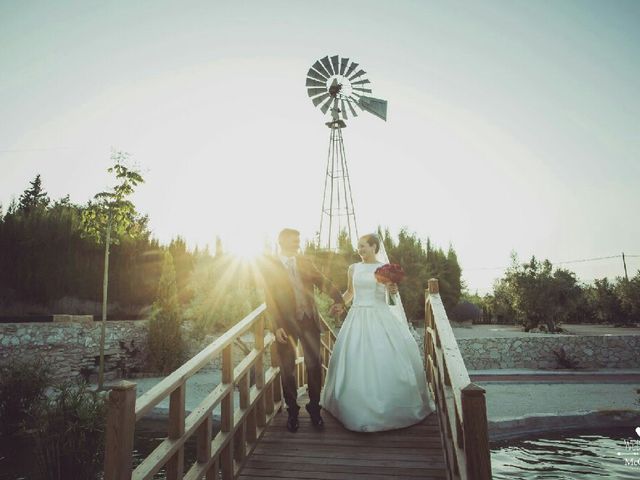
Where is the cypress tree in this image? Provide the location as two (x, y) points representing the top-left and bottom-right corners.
(18, 174), (50, 215)
(148, 251), (184, 373)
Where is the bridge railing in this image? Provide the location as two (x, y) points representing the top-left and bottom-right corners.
(103, 304), (283, 480)
(425, 278), (492, 480)
(291, 315), (336, 393)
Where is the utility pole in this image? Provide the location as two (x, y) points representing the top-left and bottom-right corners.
(622, 252), (629, 281)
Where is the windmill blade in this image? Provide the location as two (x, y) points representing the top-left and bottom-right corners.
(340, 99), (348, 120)
(358, 96), (388, 121)
(345, 62), (358, 78)
(306, 77), (326, 88)
(353, 87), (373, 94)
(307, 69), (327, 82)
(330, 55), (340, 75)
(349, 69), (366, 81)
(319, 95), (334, 114)
(312, 61), (330, 79)
(349, 96), (364, 110)
(312, 92), (330, 107)
(346, 98), (358, 117)
(307, 87), (327, 98)
(351, 78), (371, 86)
(340, 58), (349, 75)
(320, 56), (334, 76)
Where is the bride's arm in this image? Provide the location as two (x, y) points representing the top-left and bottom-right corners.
(342, 264), (355, 305)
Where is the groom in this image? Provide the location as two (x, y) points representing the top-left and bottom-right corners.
(260, 228), (345, 432)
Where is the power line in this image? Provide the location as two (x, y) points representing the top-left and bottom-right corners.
(465, 253), (639, 272)
(555, 255), (621, 265)
(0, 147), (75, 153)
(466, 253), (640, 293)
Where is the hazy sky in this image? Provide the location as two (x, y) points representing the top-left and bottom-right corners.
(1, 1), (639, 292)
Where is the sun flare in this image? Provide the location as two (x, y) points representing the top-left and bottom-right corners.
(224, 236), (268, 262)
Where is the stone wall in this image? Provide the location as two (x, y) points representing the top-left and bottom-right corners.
(457, 334), (640, 370)
(0, 320), (149, 382)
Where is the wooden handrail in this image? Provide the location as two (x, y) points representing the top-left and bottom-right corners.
(103, 303), (282, 480)
(425, 278), (492, 480)
(134, 304), (267, 421)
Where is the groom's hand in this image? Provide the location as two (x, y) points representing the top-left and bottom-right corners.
(387, 282), (399, 295)
(275, 328), (288, 344)
(330, 303), (345, 317)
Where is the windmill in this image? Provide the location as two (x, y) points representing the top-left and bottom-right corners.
(306, 54), (388, 250)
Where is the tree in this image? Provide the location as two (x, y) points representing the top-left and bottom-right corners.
(18, 174), (50, 215)
(82, 151), (145, 388)
(498, 255), (582, 332)
(148, 251), (184, 373)
(616, 273), (640, 325)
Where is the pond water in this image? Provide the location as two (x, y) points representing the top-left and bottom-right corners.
(491, 427), (640, 479)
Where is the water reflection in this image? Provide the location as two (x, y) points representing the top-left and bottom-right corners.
(491, 427), (639, 479)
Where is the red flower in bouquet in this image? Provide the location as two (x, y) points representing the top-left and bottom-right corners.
(374, 263), (405, 305)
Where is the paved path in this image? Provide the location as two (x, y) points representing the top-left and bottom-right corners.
(471, 373), (640, 383)
(451, 323), (640, 339)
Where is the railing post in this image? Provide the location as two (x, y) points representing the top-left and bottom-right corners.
(167, 382), (186, 480)
(424, 288), (433, 388)
(221, 344), (234, 480)
(103, 381), (136, 480)
(428, 278), (439, 294)
(268, 342), (279, 411)
(206, 458), (219, 480)
(461, 383), (492, 480)
(196, 415), (212, 464)
(321, 330), (331, 386)
(295, 342), (305, 387)
(254, 317), (266, 428)
(234, 373), (249, 462)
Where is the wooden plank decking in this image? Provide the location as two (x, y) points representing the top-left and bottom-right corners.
(238, 394), (447, 480)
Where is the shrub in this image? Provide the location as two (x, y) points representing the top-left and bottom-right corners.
(552, 346), (580, 369)
(31, 380), (107, 480)
(0, 358), (51, 438)
(148, 251), (185, 373)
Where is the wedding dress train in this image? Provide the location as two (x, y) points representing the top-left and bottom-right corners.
(320, 261), (436, 432)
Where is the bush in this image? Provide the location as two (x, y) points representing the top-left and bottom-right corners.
(148, 251), (185, 373)
(31, 380), (107, 480)
(552, 346), (580, 369)
(0, 358), (51, 438)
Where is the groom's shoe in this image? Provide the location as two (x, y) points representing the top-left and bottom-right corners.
(305, 404), (324, 429)
(286, 413), (299, 433)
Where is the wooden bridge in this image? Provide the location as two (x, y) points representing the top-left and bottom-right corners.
(103, 279), (492, 480)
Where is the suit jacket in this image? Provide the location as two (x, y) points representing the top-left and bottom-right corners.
(259, 254), (344, 338)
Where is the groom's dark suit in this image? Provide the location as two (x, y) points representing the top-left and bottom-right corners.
(259, 254), (344, 418)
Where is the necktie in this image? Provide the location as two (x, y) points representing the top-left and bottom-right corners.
(286, 257), (296, 277)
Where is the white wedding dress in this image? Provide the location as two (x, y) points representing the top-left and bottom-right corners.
(320, 261), (436, 432)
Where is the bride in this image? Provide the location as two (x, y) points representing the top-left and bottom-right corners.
(320, 233), (435, 432)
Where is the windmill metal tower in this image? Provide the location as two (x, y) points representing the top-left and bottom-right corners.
(306, 55), (388, 250)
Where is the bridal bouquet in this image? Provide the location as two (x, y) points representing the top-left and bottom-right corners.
(374, 263), (405, 306)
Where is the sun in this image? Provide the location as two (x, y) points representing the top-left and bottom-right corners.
(225, 235), (267, 262)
